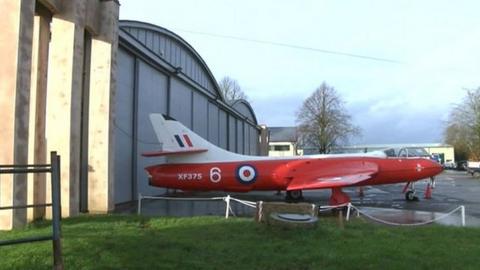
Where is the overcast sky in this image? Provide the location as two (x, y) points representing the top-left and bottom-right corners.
(120, 0), (480, 145)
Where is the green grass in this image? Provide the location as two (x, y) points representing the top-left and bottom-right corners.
(1, 215), (480, 270)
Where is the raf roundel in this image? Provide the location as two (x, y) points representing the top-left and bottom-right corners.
(236, 165), (258, 184)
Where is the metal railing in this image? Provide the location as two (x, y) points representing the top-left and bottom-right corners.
(0, 151), (63, 269)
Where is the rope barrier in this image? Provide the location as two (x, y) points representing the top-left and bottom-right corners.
(140, 195), (225, 201)
(138, 193), (257, 218)
(347, 204), (466, 227)
(230, 198), (257, 208)
(318, 203), (350, 212)
(137, 194), (466, 226)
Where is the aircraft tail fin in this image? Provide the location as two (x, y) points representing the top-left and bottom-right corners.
(145, 113), (254, 163)
(144, 114), (208, 157)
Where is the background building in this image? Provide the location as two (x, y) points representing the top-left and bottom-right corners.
(268, 127), (301, 156)
(267, 125), (454, 165)
(333, 143), (455, 164)
(1, 1), (260, 230)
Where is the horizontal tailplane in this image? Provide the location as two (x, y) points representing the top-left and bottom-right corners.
(142, 148), (208, 157)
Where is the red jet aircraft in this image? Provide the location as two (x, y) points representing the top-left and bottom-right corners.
(143, 114), (443, 205)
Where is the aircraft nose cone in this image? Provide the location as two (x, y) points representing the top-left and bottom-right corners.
(421, 159), (443, 176)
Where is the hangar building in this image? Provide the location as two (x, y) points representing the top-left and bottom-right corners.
(115, 21), (261, 205)
(0, 1), (260, 229)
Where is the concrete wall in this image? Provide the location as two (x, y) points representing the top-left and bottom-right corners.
(45, 0), (119, 216)
(0, 0), (35, 230)
(1, 0), (119, 229)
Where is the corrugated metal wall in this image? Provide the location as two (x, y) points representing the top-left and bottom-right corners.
(122, 24), (216, 96)
(208, 102), (219, 145)
(192, 92), (208, 138)
(136, 61), (168, 198)
(170, 78), (192, 128)
(219, 110), (228, 149)
(114, 49), (135, 203)
(114, 21), (261, 204)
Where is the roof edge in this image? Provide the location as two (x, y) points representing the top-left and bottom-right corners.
(231, 99), (258, 124)
(118, 20), (226, 103)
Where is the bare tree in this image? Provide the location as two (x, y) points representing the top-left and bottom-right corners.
(444, 123), (470, 161)
(444, 87), (480, 160)
(218, 76), (248, 102)
(296, 82), (360, 154)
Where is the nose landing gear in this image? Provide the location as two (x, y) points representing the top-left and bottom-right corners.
(405, 190), (418, 201)
(403, 182), (419, 201)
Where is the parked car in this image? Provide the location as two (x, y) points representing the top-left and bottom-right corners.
(456, 160), (467, 171)
(466, 161), (480, 176)
(443, 160), (456, 169)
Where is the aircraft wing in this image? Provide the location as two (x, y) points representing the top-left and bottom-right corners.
(286, 160), (379, 190)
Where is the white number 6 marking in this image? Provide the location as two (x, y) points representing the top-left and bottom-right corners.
(210, 167), (222, 183)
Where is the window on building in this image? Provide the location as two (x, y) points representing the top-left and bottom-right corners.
(271, 145), (290, 151)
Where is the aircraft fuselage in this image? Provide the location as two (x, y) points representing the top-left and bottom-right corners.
(146, 156), (443, 192)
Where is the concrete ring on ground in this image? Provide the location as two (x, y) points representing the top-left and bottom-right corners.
(269, 213), (318, 229)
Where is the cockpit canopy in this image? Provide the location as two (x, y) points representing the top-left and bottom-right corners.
(383, 147), (430, 158)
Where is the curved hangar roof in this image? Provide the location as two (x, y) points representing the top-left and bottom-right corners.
(118, 20), (258, 126)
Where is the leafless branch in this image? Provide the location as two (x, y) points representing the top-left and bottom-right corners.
(218, 76), (249, 102)
(296, 82), (361, 154)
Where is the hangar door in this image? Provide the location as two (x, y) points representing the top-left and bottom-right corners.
(114, 49), (135, 204)
(135, 61), (167, 197)
(114, 48), (168, 204)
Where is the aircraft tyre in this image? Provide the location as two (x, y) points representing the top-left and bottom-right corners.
(286, 190), (303, 202)
(405, 190), (418, 201)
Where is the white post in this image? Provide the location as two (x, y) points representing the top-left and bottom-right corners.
(346, 203), (351, 221)
(461, 205), (466, 227)
(225, 195), (231, 219)
(137, 193), (142, 215)
(258, 201), (263, 221)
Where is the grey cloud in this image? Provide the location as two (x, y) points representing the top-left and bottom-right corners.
(349, 100), (444, 144)
(251, 96), (444, 145)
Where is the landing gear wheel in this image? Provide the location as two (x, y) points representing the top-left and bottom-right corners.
(405, 190), (418, 201)
(286, 190), (303, 202)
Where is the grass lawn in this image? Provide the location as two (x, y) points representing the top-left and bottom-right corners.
(1, 215), (480, 270)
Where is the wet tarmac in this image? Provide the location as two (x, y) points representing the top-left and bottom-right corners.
(120, 170), (480, 227)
